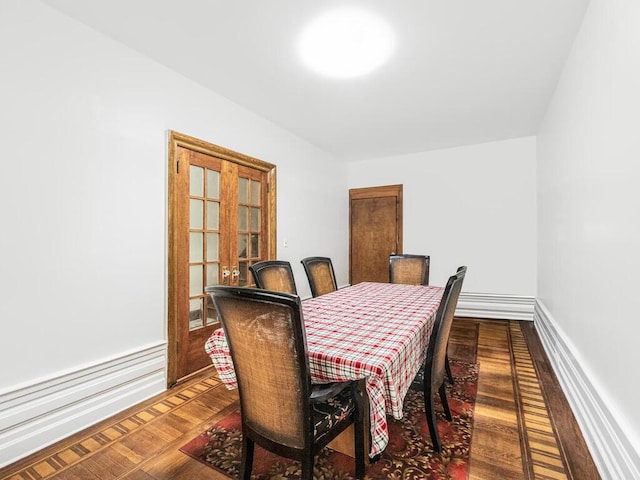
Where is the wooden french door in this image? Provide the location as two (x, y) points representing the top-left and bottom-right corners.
(168, 132), (276, 385)
(349, 185), (403, 285)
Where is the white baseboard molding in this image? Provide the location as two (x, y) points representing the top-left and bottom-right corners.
(0, 342), (167, 468)
(534, 300), (640, 480)
(456, 292), (535, 321)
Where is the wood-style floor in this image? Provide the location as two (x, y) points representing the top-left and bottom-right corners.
(0, 318), (600, 480)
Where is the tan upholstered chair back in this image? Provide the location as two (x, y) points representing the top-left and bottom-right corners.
(210, 288), (309, 449)
(301, 257), (337, 297)
(249, 260), (298, 294)
(389, 254), (430, 285)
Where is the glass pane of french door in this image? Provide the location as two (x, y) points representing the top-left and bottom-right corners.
(236, 165), (266, 286)
(188, 163), (221, 330)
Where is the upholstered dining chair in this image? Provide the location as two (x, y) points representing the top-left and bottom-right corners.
(389, 254), (455, 383)
(300, 256), (338, 297)
(442, 265), (467, 384)
(389, 254), (430, 285)
(249, 260), (297, 294)
(206, 286), (366, 480)
(411, 266), (467, 452)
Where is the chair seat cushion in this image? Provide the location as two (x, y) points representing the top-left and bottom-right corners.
(312, 387), (355, 442)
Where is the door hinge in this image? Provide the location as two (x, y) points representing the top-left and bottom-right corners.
(176, 160), (180, 173)
(267, 182), (270, 193)
(176, 341), (179, 353)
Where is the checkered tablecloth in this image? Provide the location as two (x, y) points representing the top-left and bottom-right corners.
(204, 281), (444, 457)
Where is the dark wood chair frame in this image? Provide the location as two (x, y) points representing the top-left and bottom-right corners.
(206, 286), (366, 480)
(411, 266), (466, 452)
(300, 256), (338, 297)
(249, 260), (298, 294)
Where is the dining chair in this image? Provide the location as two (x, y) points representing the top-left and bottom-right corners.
(389, 254), (430, 285)
(411, 265), (467, 452)
(442, 265), (467, 384)
(249, 260), (297, 294)
(206, 286), (366, 480)
(390, 254), (455, 383)
(300, 256), (338, 297)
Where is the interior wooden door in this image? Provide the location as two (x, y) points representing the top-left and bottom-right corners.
(178, 148), (227, 380)
(349, 185), (403, 284)
(234, 164), (269, 286)
(168, 132), (276, 385)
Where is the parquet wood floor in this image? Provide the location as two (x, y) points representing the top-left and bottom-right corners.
(0, 319), (600, 480)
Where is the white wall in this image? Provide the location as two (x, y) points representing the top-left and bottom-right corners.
(0, 0), (348, 463)
(537, 0), (640, 476)
(347, 137), (537, 296)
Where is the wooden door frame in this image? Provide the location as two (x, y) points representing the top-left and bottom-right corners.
(349, 184), (403, 284)
(167, 131), (277, 386)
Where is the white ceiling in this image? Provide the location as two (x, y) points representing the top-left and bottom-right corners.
(43, 0), (589, 161)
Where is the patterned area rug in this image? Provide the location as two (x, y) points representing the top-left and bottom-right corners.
(180, 360), (478, 480)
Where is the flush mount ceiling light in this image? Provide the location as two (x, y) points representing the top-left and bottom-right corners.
(298, 7), (395, 79)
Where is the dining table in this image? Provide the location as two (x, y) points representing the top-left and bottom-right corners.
(204, 281), (444, 458)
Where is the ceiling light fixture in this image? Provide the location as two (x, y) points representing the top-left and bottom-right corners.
(298, 7), (395, 79)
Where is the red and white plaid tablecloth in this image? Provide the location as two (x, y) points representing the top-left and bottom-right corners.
(204, 281), (444, 457)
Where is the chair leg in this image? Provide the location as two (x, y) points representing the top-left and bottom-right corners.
(240, 435), (254, 480)
(352, 383), (366, 479)
(423, 382), (442, 452)
(445, 353), (454, 384)
(439, 383), (452, 421)
(301, 453), (314, 480)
